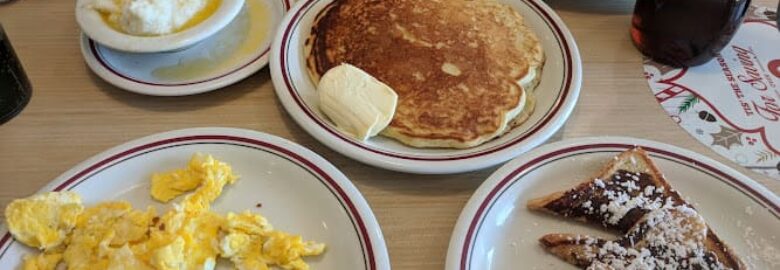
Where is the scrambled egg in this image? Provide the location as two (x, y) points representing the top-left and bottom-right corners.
(4, 191), (84, 250)
(62, 202), (156, 269)
(220, 212), (326, 270)
(151, 153), (237, 204)
(22, 252), (62, 270)
(5, 153), (325, 270)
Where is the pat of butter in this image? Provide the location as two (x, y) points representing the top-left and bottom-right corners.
(518, 67), (536, 90)
(318, 64), (398, 141)
(91, 0), (209, 36)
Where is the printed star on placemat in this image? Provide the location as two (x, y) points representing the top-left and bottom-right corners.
(710, 126), (743, 150)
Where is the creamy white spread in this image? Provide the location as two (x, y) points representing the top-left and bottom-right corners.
(318, 64), (398, 141)
(91, 0), (208, 36)
(518, 67), (536, 90)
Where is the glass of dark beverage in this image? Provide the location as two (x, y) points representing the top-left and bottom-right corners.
(631, 0), (752, 67)
(0, 23), (31, 125)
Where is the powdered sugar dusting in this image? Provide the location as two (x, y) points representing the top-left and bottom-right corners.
(743, 206), (754, 216)
(736, 216), (780, 268)
(594, 178), (606, 188)
(581, 171), (670, 226)
(582, 206), (728, 270)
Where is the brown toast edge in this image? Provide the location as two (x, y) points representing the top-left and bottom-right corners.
(539, 232), (743, 269)
(526, 148), (671, 210)
(528, 147), (744, 269)
(706, 230), (745, 269)
(539, 233), (601, 268)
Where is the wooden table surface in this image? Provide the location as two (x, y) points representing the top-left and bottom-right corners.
(1, 0), (778, 269)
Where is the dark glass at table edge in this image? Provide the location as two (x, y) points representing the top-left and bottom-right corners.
(0, 23), (32, 125)
(630, 0), (753, 67)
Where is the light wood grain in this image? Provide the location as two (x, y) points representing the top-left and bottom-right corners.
(0, 0), (777, 269)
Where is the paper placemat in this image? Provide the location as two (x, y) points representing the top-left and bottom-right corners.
(643, 6), (779, 180)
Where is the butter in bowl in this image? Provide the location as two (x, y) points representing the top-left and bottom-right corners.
(77, 0), (285, 96)
(76, 0), (245, 53)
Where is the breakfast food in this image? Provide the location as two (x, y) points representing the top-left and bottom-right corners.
(540, 205), (726, 269)
(4, 192), (83, 250)
(5, 153), (325, 270)
(318, 64), (398, 141)
(90, 0), (221, 35)
(307, 0), (544, 148)
(528, 148), (744, 269)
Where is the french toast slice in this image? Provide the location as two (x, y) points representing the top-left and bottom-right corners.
(527, 148), (682, 231)
(540, 206), (734, 269)
(539, 234), (604, 267)
(528, 148), (743, 269)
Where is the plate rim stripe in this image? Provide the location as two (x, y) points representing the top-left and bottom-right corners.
(459, 143), (780, 270)
(278, 0), (576, 161)
(86, 0), (290, 87)
(0, 133), (378, 270)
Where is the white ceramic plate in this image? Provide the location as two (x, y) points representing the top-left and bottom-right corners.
(270, 0), (582, 174)
(0, 127), (390, 270)
(76, 0), (245, 53)
(446, 137), (780, 270)
(81, 0), (290, 96)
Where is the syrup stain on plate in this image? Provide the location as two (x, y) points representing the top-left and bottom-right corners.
(152, 0), (271, 81)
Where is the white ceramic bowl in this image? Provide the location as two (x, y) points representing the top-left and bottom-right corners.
(79, 0), (290, 96)
(75, 0), (246, 53)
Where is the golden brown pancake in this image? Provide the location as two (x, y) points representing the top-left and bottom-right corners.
(307, 0), (544, 148)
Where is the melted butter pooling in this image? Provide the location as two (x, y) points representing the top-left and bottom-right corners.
(151, 0), (271, 81)
(97, 0), (222, 36)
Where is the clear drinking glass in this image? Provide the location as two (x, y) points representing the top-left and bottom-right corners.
(630, 0), (752, 67)
(0, 24), (32, 125)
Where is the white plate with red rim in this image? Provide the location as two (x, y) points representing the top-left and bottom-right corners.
(270, 0), (582, 174)
(446, 136), (780, 269)
(80, 0), (292, 96)
(0, 127), (390, 270)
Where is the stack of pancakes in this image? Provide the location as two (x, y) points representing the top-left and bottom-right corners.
(307, 0), (544, 148)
